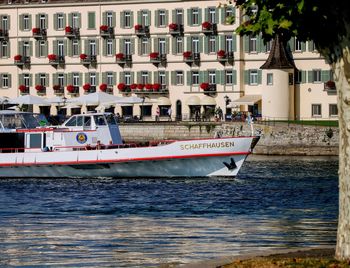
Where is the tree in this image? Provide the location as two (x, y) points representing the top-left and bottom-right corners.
(223, 0), (350, 260)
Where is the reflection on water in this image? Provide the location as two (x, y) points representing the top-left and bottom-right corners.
(0, 156), (338, 267)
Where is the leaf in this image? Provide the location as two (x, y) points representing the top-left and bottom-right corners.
(279, 19), (292, 29)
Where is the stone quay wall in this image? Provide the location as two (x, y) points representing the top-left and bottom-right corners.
(119, 122), (339, 156)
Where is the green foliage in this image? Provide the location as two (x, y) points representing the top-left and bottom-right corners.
(229, 0), (350, 63)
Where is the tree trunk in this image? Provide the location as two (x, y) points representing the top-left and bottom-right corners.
(335, 50), (350, 260)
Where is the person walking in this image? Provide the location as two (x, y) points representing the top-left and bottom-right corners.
(167, 107), (172, 121)
(155, 106), (160, 122)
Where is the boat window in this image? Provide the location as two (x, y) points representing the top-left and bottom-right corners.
(84, 117), (91, 127)
(106, 114), (117, 125)
(65, 117), (77, 126)
(76, 116), (83, 126)
(94, 115), (107, 126)
(29, 133), (42, 148)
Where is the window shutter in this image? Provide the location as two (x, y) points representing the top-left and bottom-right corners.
(186, 36), (191, 51)
(215, 70), (221, 84)
(130, 72), (134, 84)
(120, 11), (125, 28)
(258, 36), (265, 52)
(301, 71), (306, 83)
(102, 12), (107, 25)
(244, 70), (249, 84)
(96, 73), (99, 85)
(67, 73), (73, 84)
(171, 37), (176, 54)
(187, 9), (192, 26)
(78, 13), (81, 28)
(204, 36), (208, 54)
(257, 70), (262, 84)
(36, 14), (40, 28)
(67, 40), (72, 56)
(112, 72), (117, 85)
(243, 36), (249, 52)
(45, 73), (49, 87)
(52, 73), (57, 85)
(204, 8), (208, 21)
(165, 37), (170, 54)
(153, 71), (158, 83)
(35, 73), (39, 85)
(101, 72), (107, 83)
(18, 74), (23, 86)
(165, 71), (169, 86)
(186, 71), (191, 86)
(84, 73), (89, 84)
(165, 10), (169, 26)
(44, 14), (48, 29)
(8, 74), (12, 88)
(214, 8), (219, 24)
(171, 71), (175, 85)
(199, 71), (205, 83)
(53, 14), (58, 30)
(288, 37), (295, 52)
(308, 71), (313, 83)
(95, 38), (99, 55)
(18, 41), (22, 54)
(44, 41), (48, 56)
(219, 35), (225, 50)
(63, 40), (67, 55)
(321, 70), (331, 82)
(112, 39), (116, 55)
(233, 70), (237, 85)
(199, 36), (203, 53)
(137, 11), (142, 25)
(153, 37), (158, 52)
(112, 12), (116, 27)
(198, 8), (202, 24)
(131, 38), (135, 54)
(68, 13), (73, 26)
(308, 41), (314, 51)
(232, 34), (237, 51)
(29, 41), (33, 56)
(130, 11), (134, 27)
(219, 70), (225, 85)
(220, 7), (225, 24)
(35, 41), (39, 58)
(19, 14), (24, 31)
(301, 42), (306, 52)
(147, 10), (151, 26)
(29, 74), (33, 87)
(6, 40), (10, 57)
(79, 73), (83, 86)
(155, 10), (159, 27)
(88, 12), (96, 29)
(102, 39), (107, 56)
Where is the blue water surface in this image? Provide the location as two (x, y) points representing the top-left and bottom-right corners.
(0, 155), (338, 267)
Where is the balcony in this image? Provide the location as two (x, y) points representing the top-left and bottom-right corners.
(217, 50), (234, 64)
(115, 53), (132, 66)
(324, 80), (337, 95)
(134, 25), (150, 37)
(0, 29), (9, 41)
(14, 55), (31, 67)
(83, 84), (97, 94)
(65, 26), (80, 39)
(18, 85), (30, 95)
(35, 85), (46, 96)
(200, 83), (217, 95)
(149, 53), (167, 65)
(201, 22), (217, 35)
(32, 28), (47, 40)
(48, 54), (65, 66)
(183, 52), (200, 65)
(99, 84), (113, 94)
(53, 85), (65, 96)
(67, 85), (79, 95)
(133, 84), (169, 94)
(100, 25), (114, 38)
(80, 54), (97, 66)
(168, 23), (184, 36)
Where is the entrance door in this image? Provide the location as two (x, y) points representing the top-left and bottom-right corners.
(176, 100), (182, 121)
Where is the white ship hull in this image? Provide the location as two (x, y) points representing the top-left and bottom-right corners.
(0, 137), (257, 178)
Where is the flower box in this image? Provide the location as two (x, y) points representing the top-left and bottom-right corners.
(100, 25), (108, 32)
(80, 54), (87, 60)
(149, 52), (159, 59)
(65, 26), (72, 33)
(116, 53), (125, 60)
(153, 83), (161, 91)
(67, 85), (75, 93)
(130, 84), (137, 90)
(83, 83), (91, 91)
(217, 50), (226, 57)
(200, 82), (209, 90)
(134, 24), (142, 31)
(202, 21), (212, 30)
(145, 84), (153, 91)
(32, 27), (40, 34)
(117, 83), (126, 91)
(99, 83), (108, 92)
(137, 84), (144, 90)
(14, 55), (22, 61)
(168, 23), (178, 30)
(48, 54), (57, 61)
(183, 51), (192, 58)
(18, 85), (27, 92)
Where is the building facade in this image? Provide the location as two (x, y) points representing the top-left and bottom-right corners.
(0, 0), (337, 120)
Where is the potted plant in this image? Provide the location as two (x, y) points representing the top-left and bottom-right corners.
(48, 54), (57, 61)
(117, 83), (126, 91)
(149, 52), (159, 59)
(80, 54), (87, 60)
(217, 50), (226, 58)
(65, 26), (73, 33)
(153, 83), (161, 91)
(100, 25), (109, 32)
(83, 83), (91, 91)
(134, 24), (142, 31)
(66, 84), (75, 93)
(18, 85), (27, 92)
(99, 83), (107, 92)
(14, 55), (22, 61)
(183, 51), (192, 58)
(202, 21), (212, 30)
(168, 23), (178, 30)
(200, 82), (209, 90)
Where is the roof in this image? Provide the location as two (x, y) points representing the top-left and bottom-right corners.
(260, 34), (296, 70)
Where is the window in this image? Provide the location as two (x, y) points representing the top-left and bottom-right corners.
(329, 104), (338, 117)
(249, 70), (258, 85)
(57, 40), (64, 57)
(72, 40), (79, 56)
(208, 7), (216, 23)
(313, 69), (322, 83)
(295, 38), (302, 52)
(208, 70), (216, 84)
(72, 13), (79, 28)
(106, 39), (113, 56)
(39, 73), (46, 86)
(176, 37), (183, 54)
(224, 7), (233, 24)
(39, 14), (46, 29)
(89, 40), (96, 56)
(107, 72), (113, 86)
(175, 9), (183, 24)
(175, 71), (183, 85)
(141, 10), (149, 26)
(158, 38), (166, 54)
(1, 41), (8, 58)
(89, 73), (96, 86)
(23, 14), (30, 30)
(124, 39), (131, 55)
(140, 37), (149, 55)
(265, 40), (272, 52)
(88, 12), (95, 29)
(106, 12), (113, 27)
(267, 73), (273, 85)
(1, 74), (9, 88)
(191, 8), (199, 25)
(192, 71), (199, 85)
(208, 35), (216, 53)
(58, 73), (64, 86)
(312, 104), (322, 117)
(158, 9), (166, 27)
(225, 35), (233, 52)
(249, 36), (257, 53)
(38, 40), (47, 57)
(23, 74), (30, 87)
(57, 13), (64, 29)
(23, 41), (30, 57)
(1, 15), (8, 30)
(192, 36), (199, 53)
(141, 71), (149, 84)
(123, 11), (132, 28)
(158, 71), (166, 86)
(124, 72), (131, 85)
(295, 70), (302, 84)
(225, 70), (233, 85)
(72, 73), (79, 86)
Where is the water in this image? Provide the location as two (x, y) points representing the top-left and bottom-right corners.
(0, 156), (338, 267)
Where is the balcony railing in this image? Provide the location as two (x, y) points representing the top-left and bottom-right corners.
(135, 25), (150, 37)
(53, 86), (65, 96)
(183, 52), (200, 64)
(204, 84), (217, 94)
(19, 87), (30, 95)
(80, 55), (97, 66)
(84, 86), (97, 94)
(0, 29), (9, 41)
(100, 26), (114, 38)
(116, 54), (132, 65)
(67, 86), (80, 95)
(324, 81), (337, 95)
(169, 23), (184, 36)
(36, 86), (47, 96)
(150, 53), (167, 65)
(49, 55), (65, 65)
(32, 28), (47, 39)
(202, 22), (217, 35)
(14, 56), (31, 66)
(217, 51), (234, 63)
(65, 27), (80, 39)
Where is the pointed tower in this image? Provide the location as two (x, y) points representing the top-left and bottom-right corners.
(260, 34), (296, 120)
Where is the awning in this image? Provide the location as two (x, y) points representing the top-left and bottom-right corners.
(158, 97), (171, 106)
(201, 96), (216, 106)
(186, 96), (201, 106)
(229, 95), (261, 106)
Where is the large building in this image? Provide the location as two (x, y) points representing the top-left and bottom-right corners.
(0, 0), (337, 120)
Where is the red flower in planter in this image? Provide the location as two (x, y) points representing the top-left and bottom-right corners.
(217, 50), (226, 57)
(18, 85), (27, 92)
(168, 23), (178, 30)
(83, 83), (91, 91)
(326, 80), (336, 88)
(137, 84), (144, 90)
(99, 83), (107, 92)
(100, 25), (108, 32)
(149, 52), (159, 59)
(14, 55), (22, 61)
(117, 83), (126, 91)
(145, 84), (153, 90)
(67, 84), (75, 93)
(200, 82), (209, 90)
(115, 53), (125, 60)
(65, 26), (72, 33)
(130, 84), (137, 90)
(80, 54), (87, 60)
(153, 83), (161, 91)
(53, 84), (61, 91)
(202, 21), (212, 29)
(183, 51), (192, 58)
(48, 54), (57, 61)
(134, 24), (142, 31)
(32, 27), (40, 34)
(35, 84), (44, 91)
